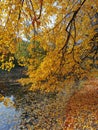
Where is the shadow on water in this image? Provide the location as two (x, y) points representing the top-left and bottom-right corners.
(0, 67), (69, 130)
(0, 67), (25, 130)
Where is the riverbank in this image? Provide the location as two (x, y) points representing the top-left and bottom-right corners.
(0, 67), (69, 129)
(0, 67), (98, 130)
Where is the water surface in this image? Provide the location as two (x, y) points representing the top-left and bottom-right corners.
(0, 95), (21, 130)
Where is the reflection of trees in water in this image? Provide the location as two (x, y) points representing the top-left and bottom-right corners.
(0, 80), (64, 129)
(0, 68), (68, 129)
(0, 67), (26, 108)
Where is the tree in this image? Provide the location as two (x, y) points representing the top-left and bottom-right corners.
(0, 0), (98, 91)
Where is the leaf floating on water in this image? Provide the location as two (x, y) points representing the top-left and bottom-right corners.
(0, 94), (4, 102)
(3, 98), (15, 108)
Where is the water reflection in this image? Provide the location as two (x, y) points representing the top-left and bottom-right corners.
(0, 86), (67, 130)
(0, 95), (21, 130)
(0, 68), (67, 130)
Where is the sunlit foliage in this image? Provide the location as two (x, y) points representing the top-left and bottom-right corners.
(0, 0), (98, 91)
(0, 26), (15, 71)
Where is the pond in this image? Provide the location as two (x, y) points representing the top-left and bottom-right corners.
(0, 68), (69, 130)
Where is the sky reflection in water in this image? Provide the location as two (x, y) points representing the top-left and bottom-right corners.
(0, 95), (21, 130)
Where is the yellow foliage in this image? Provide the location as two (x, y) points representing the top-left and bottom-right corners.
(0, 0), (98, 91)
